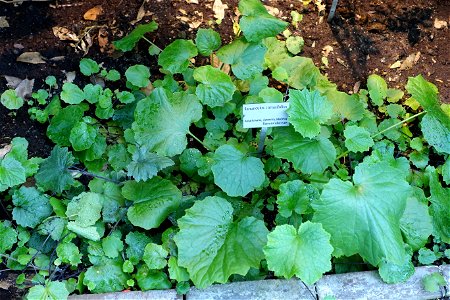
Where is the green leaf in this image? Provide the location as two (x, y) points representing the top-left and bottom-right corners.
(273, 127), (336, 174)
(56, 242), (82, 266)
(12, 187), (52, 228)
(443, 158), (450, 184)
(83, 84), (102, 104)
(272, 57), (320, 90)
(0, 221), (17, 254)
(79, 58), (99, 76)
(132, 88), (202, 156)
(69, 122), (97, 151)
(174, 196), (268, 288)
(47, 105), (85, 146)
(378, 254), (414, 283)
(136, 264), (171, 291)
(343, 125), (374, 153)
(143, 243), (168, 270)
(60, 83), (85, 104)
(26, 281), (69, 300)
(312, 160), (410, 266)
(195, 28), (221, 56)
(399, 188), (433, 251)
(35, 147), (75, 194)
(277, 180), (313, 218)
(1, 89), (24, 110)
(37, 218), (66, 241)
(216, 39), (266, 80)
(107, 144), (131, 171)
(168, 257), (190, 282)
(125, 232), (152, 265)
(418, 248), (439, 265)
(158, 39), (198, 74)
(263, 222), (333, 285)
(84, 259), (129, 293)
(102, 234), (124, 259)
(287, 89), (333, 138)
(211, 145), (265, 197)
(66, 192), (103, 227)
(106, 69), (121, 81)
(286, 36), (304, 55)
(367, 74), (387, 106)
(325, 90), (365, 121)
(127, 146), (174, 181)
(422, 272), (447, 293)
(122, 177), (181, 230)
(0, 156), (26, 191)
(115, 91), (135, 104)
(125, 65), (150, 88)
(113, 21), (158, 52)
(419, 114), (450, 154)
(238, 0), (288, 42)
(194, 65), (236, 108)
(428, 167), (450, 243)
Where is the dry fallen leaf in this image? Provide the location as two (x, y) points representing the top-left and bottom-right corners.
(63, 71), (76, 83)
(264, 6), (281, 17)
(140, 81), (154, 96)
(15, 78), (35, 100)
(0, 16), (9, 28)
(3, 75), (22, 89)
(0, 144), (12, 159)
(322, 45), (333, 57)
(53, 26), (79, 41)
(131, 0), (149, 25)
(186, 0), (199, 3)
(16, 52), (46, 64)
(213, 0), (228, 24)
(400, 52), (420, 70)
(434, 18), (448, 29)
(389, 60), (402, 69)
(98, 27), (110, 53)
(84, 6), (103, 21)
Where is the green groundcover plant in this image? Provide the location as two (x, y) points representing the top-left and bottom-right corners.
(1, 0), (449, 298)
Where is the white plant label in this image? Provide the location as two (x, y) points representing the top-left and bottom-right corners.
(242, 103), (290, 128)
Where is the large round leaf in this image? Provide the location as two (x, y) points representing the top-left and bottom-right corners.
(122, 177), (181, 230)
(343, 125), (374, 153)
(193, 66), (236, 108)
(158, 39), (198, 74)
(264, 222), (333, 285)
(174, 196), (268, 288)
(273, 127), (336, 174)
(12, 187), (52, 228)
(211, 145), (265, 197)
(69, 122), (97, 151)
(125, 65), (150, 88)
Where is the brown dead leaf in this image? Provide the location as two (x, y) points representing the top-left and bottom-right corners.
(213, 0), (228, 24)
(53, 26), (79, 41)
(15, 79), (34, 100)
(434, 18), (448, 29)
(400, 52), (420, 70)
(264, 6), (281, 17)
(131, 0), (149, 25)
(0, 16), (9, 28)
(16, 52), (46, 64)
(186, 0), (199, 3)
(3, 76), (22, 89)
(389, 60), (402, 69)
(84, 6), (103, 21)
(0, 144), (12, 159)
(140, 81), (154, 96)
(98, 27), (111, 53)
(322, 45), (333, 57)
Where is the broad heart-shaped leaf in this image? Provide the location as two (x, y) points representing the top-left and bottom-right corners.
(174, 196), (268, 288)
(367, 74), (387, 106)
(344, 125), (374, 153)
(193, 65), (236, 108)
(238, 0), (288, 42)
(263, 222), (333, 285)
(125, 65), (150, 88)
(323, 90), (365, 121)
(277, 180), (312, 218)
(125, 232), (152, 265)
(0, 156), (26, 191)
(69, 121), (97, 151)
(47, 105), (85, 146)
(272, 56), (320, 90)
(211, 145), (265, 197)
(143, 243), (168, 270)
(378, 253), (414, 284)
(0, 221), (17, 254)
(195, 28), (221, 56)
(287, 89), (333, 138)
(113, 21), (158, 52)
(400, 187), (433, 251)
(427, 167), (450, 243)
(406, 75), (450, 154)
(273, 127), (336, 174)
(312, 160), (411, 266)
(158, 39), (198, 74)
(216, 39), (267, 80)
(79, 58), (100, 76)
(26, 281), (69, 300)
(1, 89), (23, 110)
(12, 187), (52, 228)
(35, 146), (75, 194)
(84, 258), (129, 293)
(127, 146), (174, 181)
(122, 177), (182, 230)
(61, 82), (85, 104)
(132, 88), (202, 157)
(66, 192), (103, 227)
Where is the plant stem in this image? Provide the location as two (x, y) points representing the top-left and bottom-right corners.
(142, 36), (162, 52)
(371, 111), (426, 138)
(69, 167), (122, 184)
(188, 131), (211, 151)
